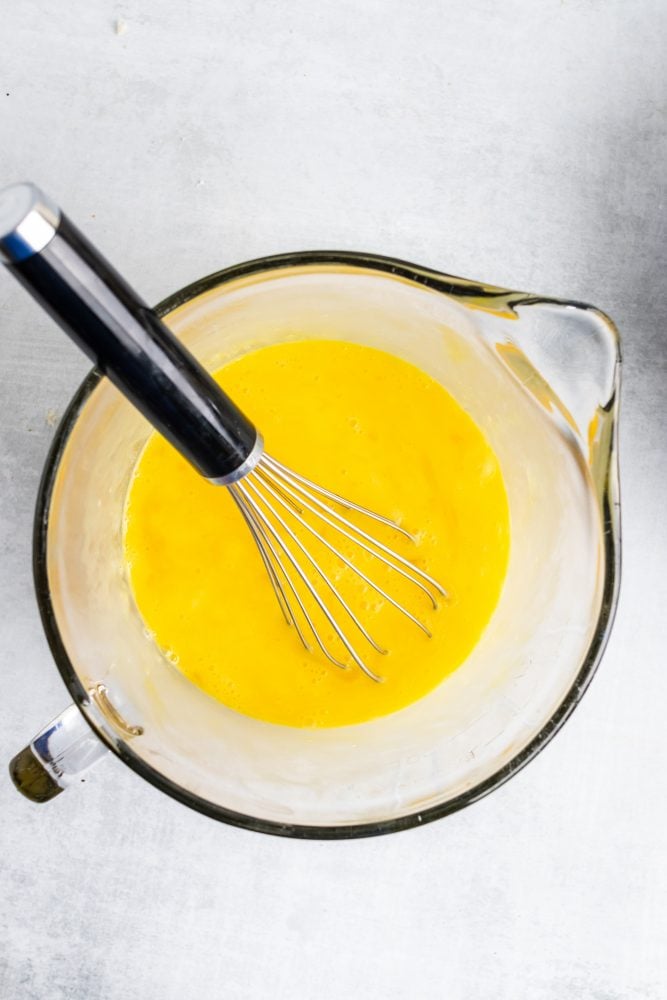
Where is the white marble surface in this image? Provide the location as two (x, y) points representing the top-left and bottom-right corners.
(1, 1), (666, 997)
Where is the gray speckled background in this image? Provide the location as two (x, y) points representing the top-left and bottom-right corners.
(1, 2), (666, 997)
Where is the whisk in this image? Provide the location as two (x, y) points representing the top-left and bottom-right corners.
(0, 183), (445, 682)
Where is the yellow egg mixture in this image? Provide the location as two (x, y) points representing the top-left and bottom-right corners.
(123, 339), (510, 727)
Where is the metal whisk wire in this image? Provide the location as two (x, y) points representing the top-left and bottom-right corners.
(229, 454), (446, 682)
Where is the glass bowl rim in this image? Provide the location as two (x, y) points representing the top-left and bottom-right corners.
(32, 249), (621, 839)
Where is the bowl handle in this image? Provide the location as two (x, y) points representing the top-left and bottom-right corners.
(9, 704), (109, 802)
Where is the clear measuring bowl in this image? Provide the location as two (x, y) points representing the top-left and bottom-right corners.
(9, 252), (621, 837)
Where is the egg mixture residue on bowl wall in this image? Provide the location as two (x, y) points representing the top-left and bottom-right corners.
(123, 339), (510, 727)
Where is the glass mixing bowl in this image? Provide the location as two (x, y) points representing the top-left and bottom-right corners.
(10, 252), (621, 837)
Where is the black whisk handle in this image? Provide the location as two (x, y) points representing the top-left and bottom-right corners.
(0, 182), (261, 483)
